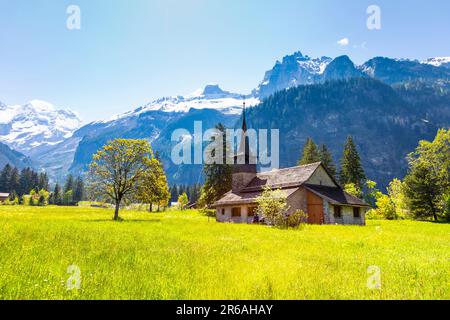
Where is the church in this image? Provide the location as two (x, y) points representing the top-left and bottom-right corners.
(213, 107), (370, 225)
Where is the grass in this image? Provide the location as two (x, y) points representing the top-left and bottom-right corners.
(0, 206), (449, 300)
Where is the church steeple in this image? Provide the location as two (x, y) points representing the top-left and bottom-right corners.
(237, 99), (252, 160)
(241, 99), (247, 132)
(232, 98), (257, 192)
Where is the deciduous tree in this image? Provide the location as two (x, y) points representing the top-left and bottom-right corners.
(88, 139), (154, 220)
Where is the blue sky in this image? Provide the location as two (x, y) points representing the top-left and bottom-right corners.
(1, 0), (449, 122)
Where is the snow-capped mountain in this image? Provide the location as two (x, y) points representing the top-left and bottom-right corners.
(2, 50), (450, 185)
(0, 100), (82, 156)
(107, 84), (259, 122)
(422, 57), (450, 69)
(253, 51), (332, 98)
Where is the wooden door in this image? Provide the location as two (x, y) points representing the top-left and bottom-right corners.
(307, 191), (324, 225)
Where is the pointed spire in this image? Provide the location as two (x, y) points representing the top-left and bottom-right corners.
(241, 97), (247, 132)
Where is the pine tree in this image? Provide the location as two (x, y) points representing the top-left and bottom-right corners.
(170, 184), (178, 203)
(403, 129), (450, 221)
(9, 167), (20, 194)
(199, 123), (232, 207)
(404, 162), (441, 221)
(38, 172), (49, 191)
(19, 168), (31, 195)
(299, 138), (320, 165)
(319, 144), (337, 177)
(64, 174), (74, 194)
(73, 176), (85, 203)
(339, 136), (366, 188)
(53, 183), (63, 205)
(30, 171), (39, 191)
(0, 164), (12, 192)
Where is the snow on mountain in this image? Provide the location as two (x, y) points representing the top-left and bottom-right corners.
(253, 52), (333, 98)
(107, 84), (259, 122)
(0, 99), (82, 156)
(422, 57), (450, 68)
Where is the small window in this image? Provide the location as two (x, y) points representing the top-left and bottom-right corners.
(334, 206), (342, 218)
(221, 209), (225, 216)
(353, 207), (361, 218)
(248, 207), (257, 217)
(232, 207), (241, 217)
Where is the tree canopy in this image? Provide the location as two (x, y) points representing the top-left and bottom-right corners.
(199, 123), (232, 208)
(404, 129), (450, 221)
(298, 138), (320, 165)
(88, 139), (163, 220)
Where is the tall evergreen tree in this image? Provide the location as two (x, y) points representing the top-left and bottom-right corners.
(200, 123), (232, 207)
(64, 174), (74, 194)
(19, 168), (31, 195)
(339, 136), (366, 188)
(299, 138), (320, 165)
(170, 184), (178, 203)
(73, 176), (85, 203)
(38, 172), (49, 191)
(319, 144), (337, 177)
(9, 167), (20, 194)
(0, 164), (12, 192)
(404, 162), (441, 221)
(53, 183), (63, 205)
(30, 171), (39, 192)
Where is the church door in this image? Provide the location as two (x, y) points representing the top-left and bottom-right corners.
(306, 191), (324, 225)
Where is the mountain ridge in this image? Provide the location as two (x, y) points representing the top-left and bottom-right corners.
(1, 51), (450, 185)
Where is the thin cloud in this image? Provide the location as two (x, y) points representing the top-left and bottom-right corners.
(337, 38), (350, 46)
(353, 42), (368, 49)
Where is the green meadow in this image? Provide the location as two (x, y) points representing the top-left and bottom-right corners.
(0, 206), (448, 300)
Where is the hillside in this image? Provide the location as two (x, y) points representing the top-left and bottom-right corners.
(2, 52), (450, 185)
(246, 78), (448, 187)
(0, 142), (33, 169)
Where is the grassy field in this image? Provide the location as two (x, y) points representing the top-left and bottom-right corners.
(0, 206), (449, 300)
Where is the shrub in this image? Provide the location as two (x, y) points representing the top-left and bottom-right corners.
(256, 186), (290, 227)
(21, 195), (31, 206)
(285, 210), (308, 229)
(366, 208), (384, 220)
(344, 183), (362, 198)
(178, 193), (189, 210)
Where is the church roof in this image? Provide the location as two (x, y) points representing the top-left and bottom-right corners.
(241, 162), (322, 192)
(304, 184), (370, 207)
(213, 162), (370, 208)
(214, 187), (300, 207)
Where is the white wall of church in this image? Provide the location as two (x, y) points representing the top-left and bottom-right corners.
(306, 166), (337, 187)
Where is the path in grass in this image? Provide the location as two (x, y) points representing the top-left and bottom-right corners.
(0, 206), (449, 299)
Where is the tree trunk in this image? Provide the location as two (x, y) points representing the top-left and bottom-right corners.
(150, 203), (153, 212)
(114, 201), (120, 221)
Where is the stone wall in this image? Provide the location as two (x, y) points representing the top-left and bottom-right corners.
(326, 203), (366, 225)
(216, 189), (367, 226)
(286, 188), (307, 215)
(216, 205), (253, 223)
